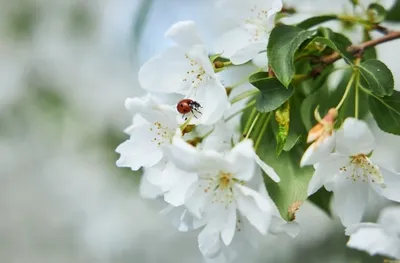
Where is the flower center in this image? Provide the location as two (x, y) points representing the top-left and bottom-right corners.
(218, 172), (233, 190)
(244, 6), (269, 42)
(200, 171), (243, 206)
(182, 54), (208, 88)
(340, 154), (385, 186)
(149, 121), (174, 146)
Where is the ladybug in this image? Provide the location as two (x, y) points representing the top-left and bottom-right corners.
(176, 99), (202, 119)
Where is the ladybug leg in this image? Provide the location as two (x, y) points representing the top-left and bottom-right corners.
(194, 108), (202, 114)
(191, 109), (198, 119)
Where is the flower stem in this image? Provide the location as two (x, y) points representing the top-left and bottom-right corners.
(255, 113), (272, 150)
(230, 89), (259, 104)
(225, 100), (256, 122)
(336, 73), (355, 111)
(243, 107), (257, 136)
(354, 71), (360, 119)
(230, 69), (262, 89)
(244, 112), (261, 140)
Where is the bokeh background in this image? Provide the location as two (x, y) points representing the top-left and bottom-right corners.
(1, 0), (399, 262)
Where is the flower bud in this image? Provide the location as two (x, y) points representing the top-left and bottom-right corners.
(307, 108), (337, 143)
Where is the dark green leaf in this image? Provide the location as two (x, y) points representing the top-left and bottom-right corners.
(328, 32), (353, 63)
(387, 0), (400, 21)
(369, 90), (400, 135)
(267, 25), (315, 87)
(367, 3), (386, 23)
(309, 36), (352, 63)
(308, 188), (333, 217)
(249, 73), (294, 113)
(297, 15), (338, 29)
(358, 59), (394, 97)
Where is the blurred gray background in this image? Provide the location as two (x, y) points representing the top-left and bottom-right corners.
(1, 0), (399, 262)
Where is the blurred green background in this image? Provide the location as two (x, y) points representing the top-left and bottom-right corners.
(1, 0), (399, 262)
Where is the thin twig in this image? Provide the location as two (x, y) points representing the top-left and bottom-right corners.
(320, 30), (400, 65)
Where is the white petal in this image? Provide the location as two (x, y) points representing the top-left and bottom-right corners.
(124, 114), (147, 135)
(201, 121), (234, 152)
(139, 173), (163, 199)
(166, 137), (200, 171)
(347, 225), (400, 259)
(185, 180), (209, 218)
(254, 153), (280, 182)
(307, 154), (348, 196)
(159, 206), (195, 232)
(194, 79), (229, 125)
(230, 42), (267, 65)
(235, 185), (273, 234)
(300, 133), (335, 167)
(381, 167), (400, 202)
(236, 184), (274, 213)
(164, 170), (198, 207)
(267, 0), (283, 25)
(165, 20), (203, 46)
(214, 27), (253, 60)
(251, 52), (268, 69)
(115, 127), (163, 170)
(336, 118), (375, 156)
(221, 205), (237, 246)
(269, 216), (300, 238)
(331, 177), (369, 227)
(378, 206), (400, 235)
(138, 46), (192, 94)
(227, 139), (255, 181)
(198, 225), (222, 259)
(126, 95), (178, 127)
(186, 44), (216, 77)
(345, 222), (380, 235)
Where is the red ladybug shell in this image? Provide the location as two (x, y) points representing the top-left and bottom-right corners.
(177, 99), (193, 114)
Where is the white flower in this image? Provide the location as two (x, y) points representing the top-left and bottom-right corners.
(307, 118), (400, 227)
(300, 108), (337, 167)
(144, 160), (197, 207)
(115, 95), (178, 170)
(214, 0), (283, 65)
(346, 206), (400, 260)
(138, 20), (229, 125)
(166, 138), (281, 258)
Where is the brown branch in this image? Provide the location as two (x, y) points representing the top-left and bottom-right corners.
(320, 30), (400, 65)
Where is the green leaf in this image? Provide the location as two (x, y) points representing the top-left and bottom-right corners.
(260, 148), (313, 221)
(358, 59), (394, 97)
(309, 36), (352, 63)
(367, 3), (386, 23)
(369, 90), (400, 135)
(249, 73), (294, 113)
(328, 32), (353, 63)
(275, 101), (290, 156)
(387, 0), (400, 21)
(308, 29), (353, 64)
(308, 188), (333, 217)
(283, 132), (301, 151)
(297, 15), (338, 29)
(267, 25), (315, 87)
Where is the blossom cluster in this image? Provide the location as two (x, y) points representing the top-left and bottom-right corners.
(302, 113), (400, 259)
(115, 0), (300, 261)
(115, 0), (400, 261)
